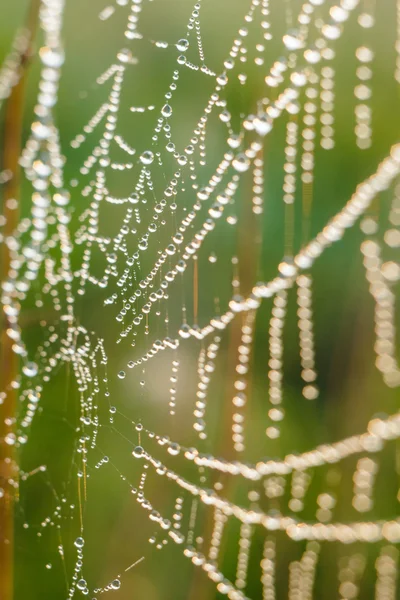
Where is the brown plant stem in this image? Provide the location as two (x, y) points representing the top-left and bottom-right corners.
(0, 3), (41, 599)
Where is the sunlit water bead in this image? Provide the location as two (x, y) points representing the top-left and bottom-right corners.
(111, 579), (121, 590)
(132, 445), (144, 458)
(108, 405), (117, 425)
(76, 578), (88, 594)
(39, 45), (65, 69)
(227, 133), (242, 149)
(22, 361), (38, 378)
(283, 29), (305, 51)
(74, 536), (85, 549)
(167, 442), (181, 456)
(117, 48), (134, 64)
(176, 38), (189, 52)
(53, 188), (70, 206)
(140, 150), (154, 165)
(31, 110), (53, 141)
(232, 153), (250, 173)
(161, 103), (172, 118)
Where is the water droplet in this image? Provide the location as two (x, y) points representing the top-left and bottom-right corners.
(77, 578), (87, 591)
(254, 115), (272, 136)
(31, 116), (52, 140)
(140, 151), (154, 165)
(179, 324), (191, 339)
(227, 134), (241, 149)
(283, 30), (304, 50)
(39, 46), (65, 68)
(304, 47), (321, 64)
(219, 110), (231, 123)
(129, 192), (139, 204)
(117, 48), (132, 63)
(168, 443), (180, 456)
(291, 71), (307, 87)
(161, 104), (172, 118)
(22, 362), (38, 378)
(176, 38), (189, 52)
(5, 433), (16, 446)
(216, 73), (228, 86)
(132, 445), (144, 458)
(232, 153), (250, 173)
(53, 189), (70, 206)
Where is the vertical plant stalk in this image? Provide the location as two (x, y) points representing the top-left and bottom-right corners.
(0, 4), (40, 599)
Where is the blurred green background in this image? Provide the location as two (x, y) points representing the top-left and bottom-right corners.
(1, 0), (400, 599)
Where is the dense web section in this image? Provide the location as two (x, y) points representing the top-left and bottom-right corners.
(1, 0), (400, 598)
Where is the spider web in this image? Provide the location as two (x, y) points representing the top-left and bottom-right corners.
(1, 0), (400, 598)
